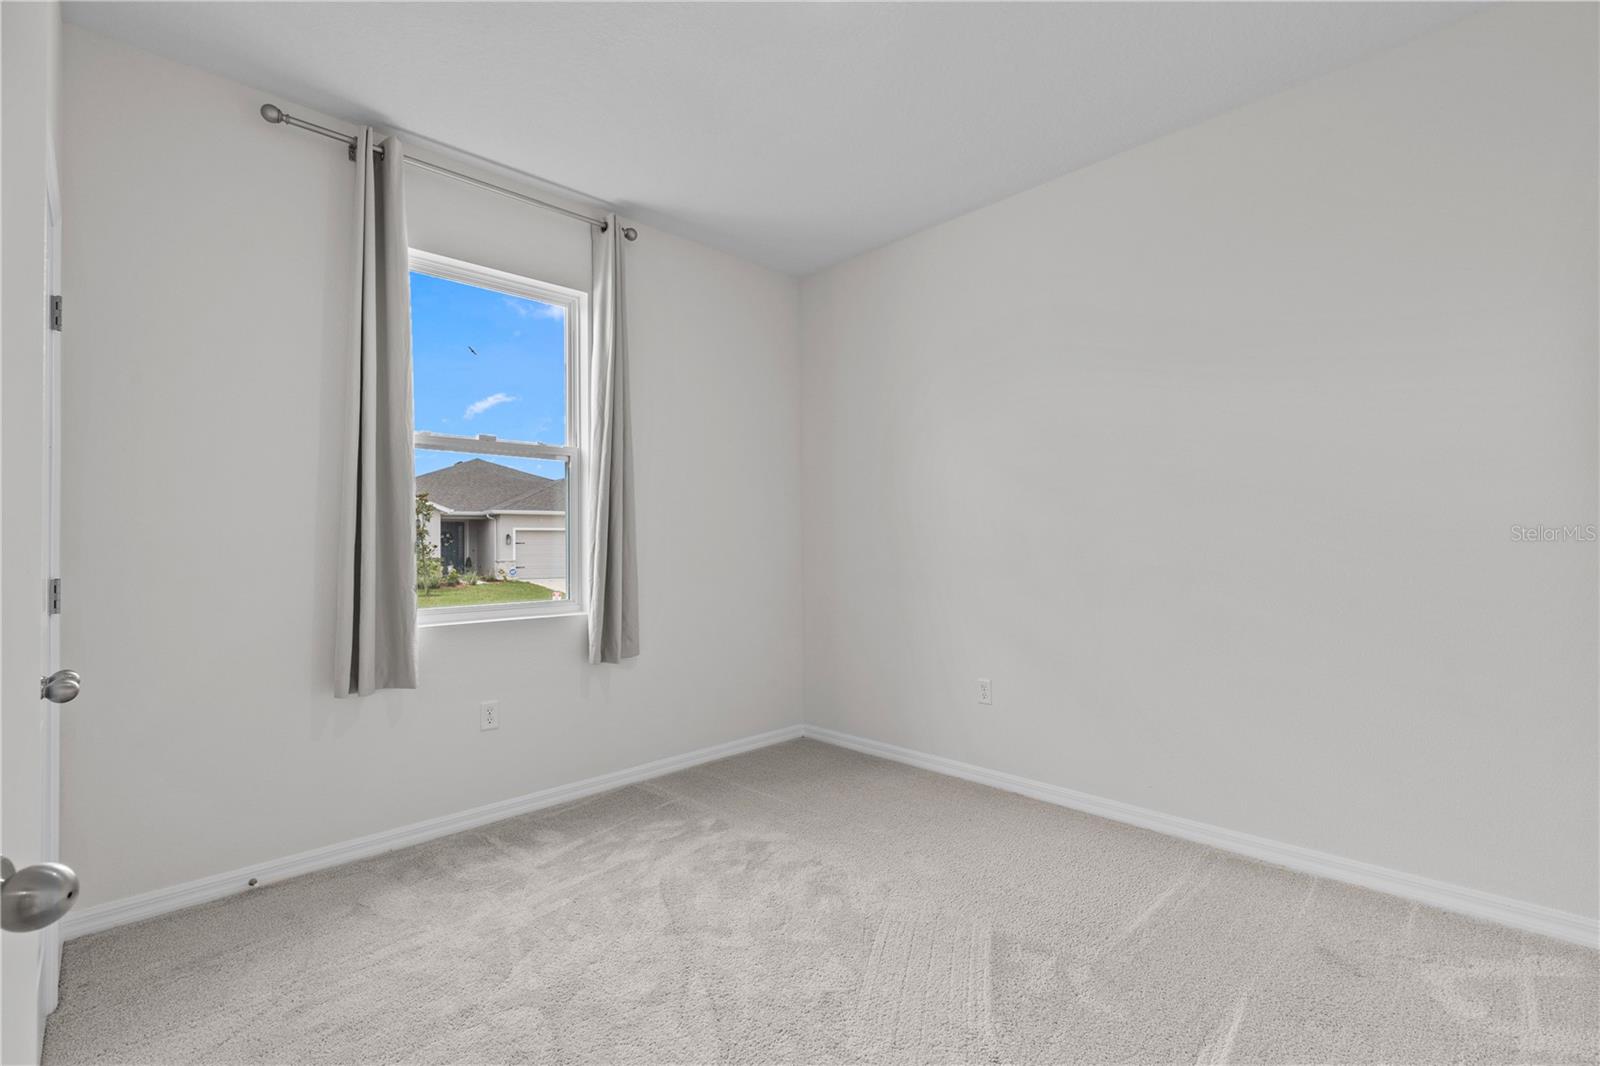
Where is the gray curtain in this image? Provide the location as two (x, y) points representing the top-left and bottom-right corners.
(334, 129), (418, 696)
(586, 215), (640, 663)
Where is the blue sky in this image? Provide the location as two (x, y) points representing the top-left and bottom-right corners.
(411, 271), (566, 479)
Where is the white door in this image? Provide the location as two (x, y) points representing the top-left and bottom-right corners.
(40, 136), (67, 1013)
(1, 137), (75, 1065)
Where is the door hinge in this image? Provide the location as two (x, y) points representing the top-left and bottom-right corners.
(49, 294), (62, 332)
(48, 578), (61, 615)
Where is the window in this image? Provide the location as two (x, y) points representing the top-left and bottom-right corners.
(409, 250), (586, 623)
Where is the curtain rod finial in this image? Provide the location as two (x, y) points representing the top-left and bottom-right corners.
(260, 103), (284, 124)
(622, 227), (638, 241)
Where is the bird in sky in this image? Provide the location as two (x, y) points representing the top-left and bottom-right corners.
(467, 345), (479, 356)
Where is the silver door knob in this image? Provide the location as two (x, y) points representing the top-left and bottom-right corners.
(40, 669), (80, 703)
(1, 857), (79, 932)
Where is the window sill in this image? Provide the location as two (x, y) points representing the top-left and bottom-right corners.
(417, 603), (586, 629)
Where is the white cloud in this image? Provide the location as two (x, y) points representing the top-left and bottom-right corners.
(502, 296), (564, 320)
(464, 392), (517, 419)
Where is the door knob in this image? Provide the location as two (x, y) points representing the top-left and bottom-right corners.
(40, 669), (80, 703)
(1, 857), (79, 932)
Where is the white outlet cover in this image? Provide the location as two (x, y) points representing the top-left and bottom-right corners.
(978, 678), (993, 705)
(480, 700), (499, 731)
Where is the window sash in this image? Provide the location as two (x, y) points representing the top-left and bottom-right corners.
(409, 247), (585, 451)
(414, 432), (572, 462)
(415, 451), (576, 626)
(409, 249), (588, 624)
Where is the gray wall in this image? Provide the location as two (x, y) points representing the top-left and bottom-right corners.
(58, 25), (803, 909)
(800, 5), (1598, 917)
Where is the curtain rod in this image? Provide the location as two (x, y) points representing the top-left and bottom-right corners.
(259, 104), (637, 240)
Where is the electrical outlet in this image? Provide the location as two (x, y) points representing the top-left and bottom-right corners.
(480, 700), (499, 731)
(977, 678), (993, 706)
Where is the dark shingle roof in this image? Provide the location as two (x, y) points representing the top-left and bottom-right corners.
(415, 458), (566, 514)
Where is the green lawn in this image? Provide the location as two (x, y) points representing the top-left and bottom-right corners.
(417, 580), (557, 608)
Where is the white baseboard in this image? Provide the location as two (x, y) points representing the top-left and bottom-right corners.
(801, 725), (1599, 949)
(61, 724), (804, 941)
(62, 720), (1597, 950)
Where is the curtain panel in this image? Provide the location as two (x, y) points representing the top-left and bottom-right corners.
(586, 215), (640, 664)
(334, 129), (418, 696)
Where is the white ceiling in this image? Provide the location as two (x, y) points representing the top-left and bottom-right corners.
(66, 2), (1480, 275)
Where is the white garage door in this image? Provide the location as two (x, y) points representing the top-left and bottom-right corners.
(514, 529), (566, 582)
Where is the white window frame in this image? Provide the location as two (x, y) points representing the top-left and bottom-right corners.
(410, 249), (588, 626)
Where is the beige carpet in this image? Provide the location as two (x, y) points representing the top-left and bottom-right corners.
(44, 739), (1599, 1064)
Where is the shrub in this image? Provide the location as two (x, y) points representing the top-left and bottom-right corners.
(416, 494), (442, 594)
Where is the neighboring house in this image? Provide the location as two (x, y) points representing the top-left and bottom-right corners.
(417, 458), (567, 594)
